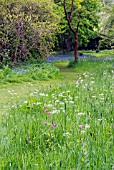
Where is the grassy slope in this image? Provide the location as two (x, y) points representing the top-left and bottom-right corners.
(0, 57), (114, 116)
(0, 61), (82, 117)
(0, 58), (114, 169)
(79, 50), (114, 57)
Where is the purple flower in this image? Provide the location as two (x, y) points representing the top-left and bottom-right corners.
(50, 123), (58, 127)
(44, 122), (48, 125)
(48, 111), (51, 115)
(44, 110), (48, 113)
(79, 125), (83, 130)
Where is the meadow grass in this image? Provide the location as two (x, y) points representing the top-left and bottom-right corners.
(0, 58), (114, 169)
(79, 49), (114, 58)
(0, 61), (60, 84)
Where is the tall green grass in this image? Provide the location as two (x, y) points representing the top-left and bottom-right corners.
(0, 59), (114, 169)
(0, 62), (60, 84)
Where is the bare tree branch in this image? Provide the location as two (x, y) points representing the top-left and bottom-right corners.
(63, 0), (75, 33)
(69, 0), (74, 22)
(76, 21), (80, 31)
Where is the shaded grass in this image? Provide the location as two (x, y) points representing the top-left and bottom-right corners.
(0, 62), (60, 84)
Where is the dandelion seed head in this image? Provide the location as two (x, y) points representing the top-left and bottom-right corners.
(52, 110), (60, 114)
(100, 98), (105, 100)
(78, 112), (85, 116)
(66, 90), (70, 93)
(47, 104), (53, 107)
(30, 93), (34, 96)
(63, 132), (71, 136)
(85, 124), (90, 129)
(99, 93), (104, 96)
(24, 101), (28, 104)
(69, 101), (74, 104)
(60, 102), (64, 105)
(55, 100), (59, 103)
(92, 96), (96, 98)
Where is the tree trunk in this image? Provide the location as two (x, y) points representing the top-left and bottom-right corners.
(74, 31), (78, 60)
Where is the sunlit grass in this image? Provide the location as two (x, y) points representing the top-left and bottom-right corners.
(80, 49), (114, 58)
(0, 59), (114, 169)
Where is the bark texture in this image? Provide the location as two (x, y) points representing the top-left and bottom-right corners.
(63, 0), (79, 60)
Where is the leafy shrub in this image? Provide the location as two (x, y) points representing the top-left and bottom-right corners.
(0, 0), (59, 63)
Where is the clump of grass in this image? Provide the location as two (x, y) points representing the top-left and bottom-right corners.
(68, 58), (114, 73)
(1, 59), (114, 169)
(0, 62), (60, 84)
(67, 58), (78, 68)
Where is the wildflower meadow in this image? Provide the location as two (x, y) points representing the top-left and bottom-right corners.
(0, 59), (114, 169)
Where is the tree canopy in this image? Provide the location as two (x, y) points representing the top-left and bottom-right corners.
(62, 0), (100, 59)
(98, 2), (114, 49)
(0, 0), (113, 64)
